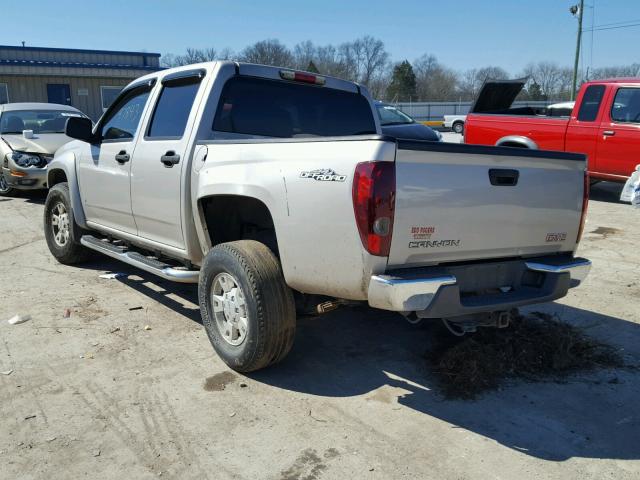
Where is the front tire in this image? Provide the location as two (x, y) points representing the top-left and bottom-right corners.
(452, 122), (464, 134)
(0, 172), (15, 197)
(199, 240), (296, 372)
(44, 183), (91, 265)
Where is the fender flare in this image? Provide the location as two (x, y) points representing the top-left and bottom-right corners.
(495, 135), (539, 149)
(46, 150), (88, 229)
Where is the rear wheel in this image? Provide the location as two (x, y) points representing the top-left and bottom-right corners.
(452, 121), (464, 134)
(199, 240), (296, 372)
(0, 172), (15, 196)
(44, 183), (91, 265)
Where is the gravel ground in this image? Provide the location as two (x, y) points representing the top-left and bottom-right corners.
(0, 181), (638, 480)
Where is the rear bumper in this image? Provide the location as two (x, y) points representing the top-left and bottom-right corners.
(367, 255), (590, 317)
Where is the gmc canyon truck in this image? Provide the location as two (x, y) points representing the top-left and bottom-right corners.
(44, 62), (591, 372)
(464, 78), (640, 183)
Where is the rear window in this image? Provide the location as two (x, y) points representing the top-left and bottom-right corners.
(212, 76), (376, 139)
(577, 85), (605, 122)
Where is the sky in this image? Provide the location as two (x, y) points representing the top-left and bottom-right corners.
(1, 0), (638, 74)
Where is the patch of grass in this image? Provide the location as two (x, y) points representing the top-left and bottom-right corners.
(426, 311), (624, 400)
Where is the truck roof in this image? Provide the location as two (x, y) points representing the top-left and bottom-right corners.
(583, 77), (640, 85)
(129, 61), (364, 95)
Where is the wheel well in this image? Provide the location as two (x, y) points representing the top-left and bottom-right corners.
(48, 169), (68, 187)
(499, 142), (528, 148)
(200, 195), (278, 254)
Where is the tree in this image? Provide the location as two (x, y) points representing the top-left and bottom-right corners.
(457, 66), (509, 100)
(239, 39), (293, 68)
(306, 60), (319, 73)
(413, 54), (458, 101)
(527, 81), (546, 101)
(386, 60), (417, 102)
(162, 47), (233, 67)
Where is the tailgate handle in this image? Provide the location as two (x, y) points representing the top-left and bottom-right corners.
(489, 169), (519, 186)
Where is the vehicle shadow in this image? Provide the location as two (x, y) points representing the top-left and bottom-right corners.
(80, 257), (202, 325)
(75, 256), (640, 461)
(249, 304), (640, 462)
(589, 181), (625, 204)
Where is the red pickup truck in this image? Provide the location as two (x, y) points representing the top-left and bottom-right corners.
(464, 78), (640, 182)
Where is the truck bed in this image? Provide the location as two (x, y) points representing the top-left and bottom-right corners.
(464, 114), (570, 151)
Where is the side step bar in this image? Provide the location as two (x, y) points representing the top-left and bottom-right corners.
(80, 235), (199, 284)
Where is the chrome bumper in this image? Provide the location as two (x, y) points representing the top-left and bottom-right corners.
(368, 258), (591, 313)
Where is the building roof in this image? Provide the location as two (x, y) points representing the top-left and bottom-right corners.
(0, 102), (83, 113)
(0, 44), (160, 57)
(0, 59), (160, 71)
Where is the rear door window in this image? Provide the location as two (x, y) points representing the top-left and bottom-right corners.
(147, 78), (201, 139)
(610, 88), (640, 124)
(212, 76), (376, 139)
(577, 85), (605, 122)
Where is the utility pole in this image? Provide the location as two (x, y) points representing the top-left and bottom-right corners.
(570, 0), (585, 101)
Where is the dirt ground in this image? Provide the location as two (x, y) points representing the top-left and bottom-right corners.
(1, 181), (639, 480)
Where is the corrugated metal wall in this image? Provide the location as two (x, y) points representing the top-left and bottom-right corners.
(395, 101), (559, 121)
(0, 75), (131, 120)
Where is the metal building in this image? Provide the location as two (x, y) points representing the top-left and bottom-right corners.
(0, 45), (162, 120)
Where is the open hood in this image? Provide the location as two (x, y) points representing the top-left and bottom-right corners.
(470, 78), (527, 113)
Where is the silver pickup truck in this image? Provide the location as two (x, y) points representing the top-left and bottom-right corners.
(44, 61), (591, 372)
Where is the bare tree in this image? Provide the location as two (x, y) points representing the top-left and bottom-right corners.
(457, 66), (509, 100)
(239, 39), (294, 68)
(413, 54), (458, 101)
(161, 47), (234, 67)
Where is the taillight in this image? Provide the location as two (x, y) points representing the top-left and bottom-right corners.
(279, 70), (326, 85)
(352, 162), (396, 256)
(576, 171), (589, 243)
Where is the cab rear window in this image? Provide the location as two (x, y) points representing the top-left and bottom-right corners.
(212, 76), (376, 139)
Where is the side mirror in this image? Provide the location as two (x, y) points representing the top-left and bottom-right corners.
(65, 117), (95, 143)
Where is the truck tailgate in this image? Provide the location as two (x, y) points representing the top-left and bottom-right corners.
(388, 141), (586, 268)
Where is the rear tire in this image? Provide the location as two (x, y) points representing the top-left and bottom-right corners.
(44, 183), (91, 265)
(199, 240), (296, 372)
(452, 122), (464, 134)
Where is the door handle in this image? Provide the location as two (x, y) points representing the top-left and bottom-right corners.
(115, 150), (130, 164)
(160, 151), (180, 168)
(489, 168), (519, 186)
(603, 130), (615, 137)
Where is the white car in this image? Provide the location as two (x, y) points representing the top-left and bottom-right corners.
(44, 61), (591, 372)
(0, 103), (87, 196)
(443, 114), (467, 134)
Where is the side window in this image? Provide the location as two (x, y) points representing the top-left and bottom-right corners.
(100, 87), (151, 141)
(147, 79), (201, 139)
(577, 85), (605, 122)
(611, 88), (640, 124)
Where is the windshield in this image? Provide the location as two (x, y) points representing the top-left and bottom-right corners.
(376, 104), (414, 126)
(0, 110), (84, 134)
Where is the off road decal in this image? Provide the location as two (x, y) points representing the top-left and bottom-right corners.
(410, 226), (435, 240)
(300, 169), (346, 182)
(546, 232), (567, 242)
(409, 239), (461, 248)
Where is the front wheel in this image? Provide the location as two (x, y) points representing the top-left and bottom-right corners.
(44, 183), (91, 265)
(199, 240), (296, 372)
(0, 172), (15, 197)
(452, 122), (464, 134)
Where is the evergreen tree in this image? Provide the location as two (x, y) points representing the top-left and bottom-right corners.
(386, 60), (417, 101)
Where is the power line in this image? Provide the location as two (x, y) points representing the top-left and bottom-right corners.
(588, 18), (640, 29)
(584, 22), (640, 32)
